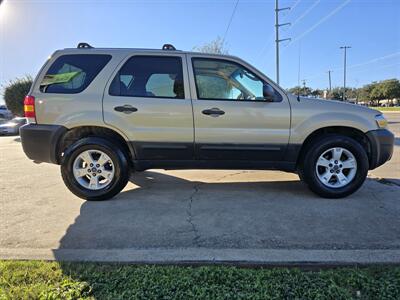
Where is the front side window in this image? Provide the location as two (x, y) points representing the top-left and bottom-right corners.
(40, 54), (111, 93)
(109, 56), (184, 99)
(192, 58), (280, 101)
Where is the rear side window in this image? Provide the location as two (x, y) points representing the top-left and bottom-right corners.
(109, 56), (184, 99)
(40, 54), (111, 94)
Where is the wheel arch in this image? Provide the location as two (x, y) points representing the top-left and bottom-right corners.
(57, 125), (135, 165)
(295, 126), (372, 169)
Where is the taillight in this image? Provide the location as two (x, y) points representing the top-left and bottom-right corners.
(24, 95), (35, 120)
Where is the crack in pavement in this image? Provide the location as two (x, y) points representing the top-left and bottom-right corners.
(186, 182), (202, 246)
(185, 171), (251, 246)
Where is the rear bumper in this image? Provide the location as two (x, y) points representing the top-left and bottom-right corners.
(20, 124), (67, 164)
(366, 129), (394, 170)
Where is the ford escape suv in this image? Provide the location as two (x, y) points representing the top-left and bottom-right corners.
(20, 43), (394, 201)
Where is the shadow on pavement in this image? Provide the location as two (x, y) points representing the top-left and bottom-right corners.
(52, 170), (400, 266)
(54, 171), (311, 251)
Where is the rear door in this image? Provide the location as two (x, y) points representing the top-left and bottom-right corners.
(187, 55), (290, 161)
(103, 53), (194, 160)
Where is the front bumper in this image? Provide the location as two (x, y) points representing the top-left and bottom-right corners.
(20, 124), (67, 164)
(366, 129), (394, 170)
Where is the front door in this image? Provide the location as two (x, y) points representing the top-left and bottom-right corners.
(188, 56), (290, 161)
(103, 54), (194, 160)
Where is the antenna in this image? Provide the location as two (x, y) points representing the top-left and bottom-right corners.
(297, 42), (301, 101)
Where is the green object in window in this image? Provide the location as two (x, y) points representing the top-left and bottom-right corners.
(41, 71), (81, 86)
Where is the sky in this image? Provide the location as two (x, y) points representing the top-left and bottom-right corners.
(0, 0), (399, 104)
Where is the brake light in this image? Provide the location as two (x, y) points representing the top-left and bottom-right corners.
(24, 95), (35, 120)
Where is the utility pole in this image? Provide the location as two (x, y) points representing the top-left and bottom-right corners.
(340, 46), (351, 101)
(275, 0), (291, 85)
(327, 70), (332, 92)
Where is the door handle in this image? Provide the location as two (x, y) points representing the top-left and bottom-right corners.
(114, 105), (138, 114)
(202, 108), (225, 116)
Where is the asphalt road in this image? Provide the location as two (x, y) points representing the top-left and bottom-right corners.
(0, 114), (399, 264)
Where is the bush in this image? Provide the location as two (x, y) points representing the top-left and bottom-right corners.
(3, 76), (33, 116)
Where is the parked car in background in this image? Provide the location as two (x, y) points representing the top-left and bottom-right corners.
(0, 117), (28, 135)
(20, 43), (394, 200)
(0, 105), (13, 124)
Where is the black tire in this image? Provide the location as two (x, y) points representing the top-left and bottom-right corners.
(61, 137), (130, 201)
(297, 164), (306, 183)
(301, 134), (369, 198)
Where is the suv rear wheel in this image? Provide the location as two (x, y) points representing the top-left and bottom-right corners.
(61, 137), (130, 201)
(301, 134), (369, 198)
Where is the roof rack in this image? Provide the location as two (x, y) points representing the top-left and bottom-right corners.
(162, 44), (176, 51)
(77, 42), (93, 49)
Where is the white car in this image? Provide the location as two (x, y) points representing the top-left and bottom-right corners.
(0, 117), (27, 135)
(0, 105), (13, 124)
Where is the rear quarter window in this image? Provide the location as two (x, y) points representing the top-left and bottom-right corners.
(40, 54), (111, 94)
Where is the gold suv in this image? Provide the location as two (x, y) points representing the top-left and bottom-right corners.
(20, 43), (394, 200)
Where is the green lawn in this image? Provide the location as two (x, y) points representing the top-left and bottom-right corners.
(1, 261), (400, 299)
(369, 106), (400, 112)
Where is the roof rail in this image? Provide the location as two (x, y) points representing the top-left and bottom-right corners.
(162, 44), (176, 51)
(77, 42), (93, 49)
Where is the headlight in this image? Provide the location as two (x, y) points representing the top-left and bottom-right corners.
(375, 114), (388, 128)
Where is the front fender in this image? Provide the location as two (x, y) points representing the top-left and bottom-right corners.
(290, 112), (376, 144)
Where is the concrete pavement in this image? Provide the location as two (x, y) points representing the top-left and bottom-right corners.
(0, 114), (399, 265)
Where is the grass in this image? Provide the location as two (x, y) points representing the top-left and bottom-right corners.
(1, 261), (400, 299)
(369, 106), (400, 112)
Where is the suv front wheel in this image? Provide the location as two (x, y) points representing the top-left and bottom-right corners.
(61, 137), (130, 201)
(301, 134), (369, 198)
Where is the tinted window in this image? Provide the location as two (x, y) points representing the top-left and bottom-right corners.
(40, 54), (111, 94)
(109, 56), (184, 99)
(192, 58), (280, 101)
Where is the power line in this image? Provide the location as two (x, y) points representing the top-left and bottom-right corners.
(297, 42), (302, 87)
(306, 52), (400, 80)
(222, 0), (239, 45)
(291, 0), (302, 12)
(289, 0), (351, 45)
(289, 62), (399, 88)
(291, 0), (320, 27)
(301, 59), (400, 89)
(345, 51), (400, 70)
(349, 62), (400, 75)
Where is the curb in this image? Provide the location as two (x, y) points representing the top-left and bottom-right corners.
(1, 248), (400, 265)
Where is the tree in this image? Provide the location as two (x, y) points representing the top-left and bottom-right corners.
(3, 76), (33, 116)
(310, 89), (324, 98)
(345, 87), (358, 100)
(192, 37), (228, 54)
(379, 79), (400, 104)
(370, 83), (385, 106)
(287, 86), (314, 97)
(326, 87), (342, 100)
(358, 83), (375, 105)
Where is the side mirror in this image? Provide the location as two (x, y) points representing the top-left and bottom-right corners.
(263, 84), (276, 102)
